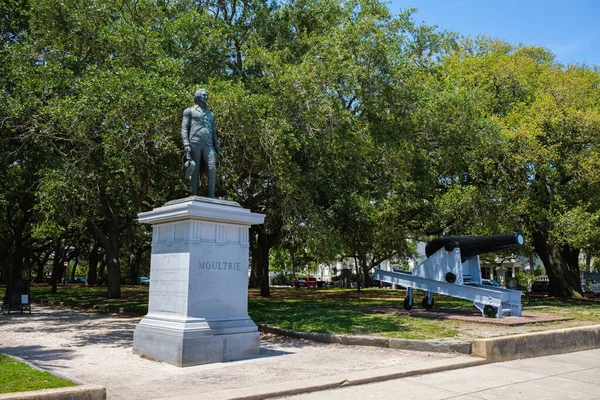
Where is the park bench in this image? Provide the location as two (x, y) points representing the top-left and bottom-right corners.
(1, 280), (31, 314)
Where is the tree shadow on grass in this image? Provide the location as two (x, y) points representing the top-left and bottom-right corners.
(0, 345), (76, 371)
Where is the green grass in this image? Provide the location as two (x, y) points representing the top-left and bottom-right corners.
(28, 285), (149, 314)
(521, 296), (600, 323)
(249, 289), (464, 340)
(9, 285), (599, 341)
(248, 288), (600, 340)
(0, 354), (75, 394)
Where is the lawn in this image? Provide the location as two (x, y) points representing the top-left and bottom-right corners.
(29, 285), (150, 314)
(249, 288), (600, 340)
(0, 354), (75, 394)
(9, 284), (600, 341)
(248, 288), (463, 340)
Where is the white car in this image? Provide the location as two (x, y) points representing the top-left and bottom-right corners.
(139, 277), (150, 285)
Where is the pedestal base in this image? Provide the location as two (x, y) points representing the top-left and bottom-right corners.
(133, 320), (259, 367)
(134, 197), (265, 367)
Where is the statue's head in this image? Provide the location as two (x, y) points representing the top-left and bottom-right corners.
(194, 88), (208, 106)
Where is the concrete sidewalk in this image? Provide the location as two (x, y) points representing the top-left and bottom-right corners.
(0, 306), (481, 400)
(283, 349), (600, 399)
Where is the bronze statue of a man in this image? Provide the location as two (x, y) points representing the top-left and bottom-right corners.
(181, 89), (222, 198)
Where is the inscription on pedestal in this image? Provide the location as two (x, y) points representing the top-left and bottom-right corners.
(148, 253), (189, 316)
(198, 261), (242, 271)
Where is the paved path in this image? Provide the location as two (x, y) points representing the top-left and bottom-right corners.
(0, 306), (475, 400)
(283, 349), (600, 399)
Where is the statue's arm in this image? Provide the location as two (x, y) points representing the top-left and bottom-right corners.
(181, 108), (191, 149)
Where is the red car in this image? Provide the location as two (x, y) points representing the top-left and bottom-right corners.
(305, 277), (317, 288)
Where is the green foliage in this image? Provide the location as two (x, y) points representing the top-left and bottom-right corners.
(270, 272), (289, 286)
(516, 271), (535, 289)
(2, 0), (600, 300)
(415, 37), (600, 296)
(0, 354), (75, 394)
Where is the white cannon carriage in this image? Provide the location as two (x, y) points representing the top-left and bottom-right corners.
(374, 233), (525, 318)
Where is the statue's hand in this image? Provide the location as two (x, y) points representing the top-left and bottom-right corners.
(185, 146), (191, 158)
(217, 149), (223, 158)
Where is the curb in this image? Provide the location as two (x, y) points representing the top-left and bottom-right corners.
(0, 354), (106, 400)
(472, 324), (600, 362)
(0, 386), (106, 400)
(202, 357), (487, 400)
(258, 324), (472, 354)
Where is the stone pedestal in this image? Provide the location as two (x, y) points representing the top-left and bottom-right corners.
(132, 197), (265, 367)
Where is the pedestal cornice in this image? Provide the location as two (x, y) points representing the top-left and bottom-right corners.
(138, 196), (265, 226)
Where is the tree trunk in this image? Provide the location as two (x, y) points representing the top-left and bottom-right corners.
(70, 257), (79, 282)
(252, 234), (271, 297)
(0, 242), (9, 283)
(353, 256), (361, 293)
(528, 253), (536, 275)
(98, 259), (106, 285)
(7, 213), (30, 281)
(249, 255), (260, 289)
(87, 218), (121, 298)
(26, 258), (32, 282)
(87, 242), (100, 285)
(34, 251), (51, 283)
(105, 229), (121, 298)
(585, 250), (593, 273)
(250, 226), (278, 297)
(8, 237), (24, 281)
(129, 246), (147, 285)
(0, 259), (7, 283)
(361, 258), (372, 288)
(533, 231), (582, 297)
(36, 259), (45, 283)
(128, 253), (137, 285)
(49, 240), (63, 294)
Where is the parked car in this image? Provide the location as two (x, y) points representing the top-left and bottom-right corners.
(373, 280), (392, 288)
(291, 278), (306, 288)
(305, 277), (317, 288)
(531, 280), (550, 293)
(481, 279), (501, 287)
(139, 277), (150, 285)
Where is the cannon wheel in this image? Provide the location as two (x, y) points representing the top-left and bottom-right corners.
(483, 305), (497, 318)
(422, 297), (434, 310)
(403, 296), (413, 311)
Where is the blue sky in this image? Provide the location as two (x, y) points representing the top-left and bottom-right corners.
(388, 0), (600, 67)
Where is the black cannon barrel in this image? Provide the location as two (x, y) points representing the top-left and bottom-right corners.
(425, 233), (525, 258)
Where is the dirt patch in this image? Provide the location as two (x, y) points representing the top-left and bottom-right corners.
(408, 309), (573, 326)
(355, 305), (572, 326)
